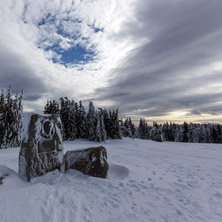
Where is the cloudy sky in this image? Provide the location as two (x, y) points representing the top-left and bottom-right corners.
(0, 0), (222, 123)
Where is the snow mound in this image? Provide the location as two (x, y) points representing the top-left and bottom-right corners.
(108, 163), (129, 180)
(0, 165), (28, 191)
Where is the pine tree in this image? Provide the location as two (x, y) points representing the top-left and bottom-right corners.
(67, 100), (78, 140)
(216, 124), (222, 143)
(119, 118), (125, 138)
(87, 101), (96, 141)
(44, 100), (59, 114)
(94, 111), (102, 142)
(109, 109), (122, 139)
(137, 119), (150, 139)
(150, 124), (164, 142)
(182, 122), (189, 142)
(93, 110), (107, 142)
(0, 86), (23, 148)
(78, 101), (87, 138)
(98, 109), (107, 141)
(0, 90), (6, 148)
(211, 125), (218, 144)
(129, 118), (136, 138)
(123, 118), (133, 138)
(60, 97), (78, 140)
(102, 109), (112, 139)
(11, 92), (23, 147)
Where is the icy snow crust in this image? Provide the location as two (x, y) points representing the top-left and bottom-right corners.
(1, 138), (222, 222)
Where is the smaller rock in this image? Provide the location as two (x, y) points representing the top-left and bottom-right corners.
(64, 146), (109, 178)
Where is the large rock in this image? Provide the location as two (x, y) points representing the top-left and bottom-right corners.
(64, 146), (109, 178)
(18, 114), (64, 181)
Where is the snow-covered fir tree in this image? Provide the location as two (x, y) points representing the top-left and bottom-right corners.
(122, 118), (133, 138)
(77, 101), (87, 138)
(136, 119), (150, 139)
(93, 110), (107, 142)
(0, 86), (23, 149)
(67, 100), (78, 140)
(0, 90), (6, 147)
(59, 97), (77, 140)
(98, 109), (107, 141)
(150, 122), (164, 142)
(129, 118), (136, 138)
(94, 111), (102, 142)
(87, 101), (96, 141)
(102, 109), (113, 139)
(182, 122), (189, 142)
(109, 109), (122, 139)
(44, 100), (59, 114)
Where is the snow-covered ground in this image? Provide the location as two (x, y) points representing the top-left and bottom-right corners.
(0, 138), (222, 222)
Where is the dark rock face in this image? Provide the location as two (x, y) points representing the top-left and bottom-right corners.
(18, 114), (64, 181)
(64, 146), (109, 178)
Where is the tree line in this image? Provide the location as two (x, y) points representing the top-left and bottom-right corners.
(44, 98), (122, 142)
(45, 99), (222, 144)
(124, 119), (222, 144)
(1, 86), (222, 149)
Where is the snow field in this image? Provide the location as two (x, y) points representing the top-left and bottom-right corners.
(0, 138), (222, 222)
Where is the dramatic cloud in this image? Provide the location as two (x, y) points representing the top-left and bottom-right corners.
(0, 0), (222, 122)
(0, 0), (135, 111)
(95, 0), (222, 123)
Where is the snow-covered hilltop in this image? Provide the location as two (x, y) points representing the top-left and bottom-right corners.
(0, 138), (222, 222)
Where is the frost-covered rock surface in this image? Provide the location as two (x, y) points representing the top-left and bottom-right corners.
(64, 146), (109, 178)
(18, 114), (64, 181)
(1, 138), (222, 222)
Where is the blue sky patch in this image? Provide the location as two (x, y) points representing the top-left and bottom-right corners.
(36, 14), (97, 66)
(49, 44), (96, 66)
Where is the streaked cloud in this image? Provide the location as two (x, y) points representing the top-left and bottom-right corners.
(95, 0), (222, 122)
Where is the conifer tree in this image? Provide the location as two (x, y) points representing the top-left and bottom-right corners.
(150, 124), (164, 142)
(137, 119), (150, 139)
(0, 86), (23, 148)
(0, 90), (6, 148)
(67, 99), (78, 140)
(59, 97), (77, 140)
(44, 100), (59, 114)
(182, 122), (189, 142)
(123, 118), (133, 138)
(87, 101), (96, 141)
(94, 111), (102, 142)
(119, 119), (125, 138)
(109, 109), (122, 139)
(98, 109), (107, 141)
(102, 109), (112, 139)
(77, 101), (87, 138)
(216, 124), (222, 143)
(129, 118), (136, 138)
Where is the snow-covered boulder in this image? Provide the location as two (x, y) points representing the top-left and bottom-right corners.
(64, 146), (109, 178)
(18, 114), (64, 181)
